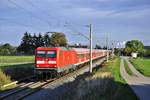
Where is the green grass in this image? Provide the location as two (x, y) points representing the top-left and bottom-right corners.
(60, 57), (138, 100)
(100, 57), (138, 100)
(0, 56), (34, 63)
(0, 56), (34, 68)
(0, 56), (35, 91)
(124, 60), (133, 75)
(0, 56), (35, 80)
(107, 57), (124, 83)
(130, 58), (150, 77)
(99, 57), (125, 83)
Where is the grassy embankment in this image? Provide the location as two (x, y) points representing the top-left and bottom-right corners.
(130, 58), (150, 77)
(0, 56), (34, 91)
(124, 60), (133, 75)
(60, 57), (138, 100)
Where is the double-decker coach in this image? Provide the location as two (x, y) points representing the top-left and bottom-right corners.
(35, 47), (107, 75)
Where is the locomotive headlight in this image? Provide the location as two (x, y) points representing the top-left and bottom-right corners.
(48, 61), (56, 64)
(37, 61), (45, 64)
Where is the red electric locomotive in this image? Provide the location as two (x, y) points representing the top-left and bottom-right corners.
(35, 47), (107, 75)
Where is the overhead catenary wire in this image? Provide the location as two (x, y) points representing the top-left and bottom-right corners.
(64, 22), (89, 40)
(25, 0), (64, 28)
(7, 0), (51, 28)
(6, 0), (88, 39)
(13, 0), (91, 41)
(0, 18), (34, 28)
(6, 0), (108, 48)
(0, 18), (47, 32)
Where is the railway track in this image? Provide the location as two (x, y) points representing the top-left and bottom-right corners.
(0, 79), (55, 100)
(0, 75), (36, 93)
(0, 57), (106, 100)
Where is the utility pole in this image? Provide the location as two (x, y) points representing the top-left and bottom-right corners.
(106, 33), (109, 62)
(89, 24), (92, 73)
(112, 41), (114, 57)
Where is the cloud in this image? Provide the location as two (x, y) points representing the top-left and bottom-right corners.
(0, 0), (150, 46)
(108, 7), (150, 18)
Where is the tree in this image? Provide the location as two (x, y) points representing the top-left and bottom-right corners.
(32, 33), (37, 49)
(124, 40), (144, 56)
(0, 49), (10, 55)
(2, 43), (12, 50)
(0, 43), (16, 55)
(17, 32), (31, 54)
(124, 47), (132, 56)
(44, 33), (51, 47)
(17, 32), (68, 54)
(50, 32), (67, 46)
(37, 33), (44, 47)
(95, 44), (102, 49)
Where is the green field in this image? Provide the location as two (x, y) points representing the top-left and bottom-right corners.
(0, 56), (35, 91)
(0, 56), (35, 80)
(130, 58), (150, 77)
(0, 56), (34, 68)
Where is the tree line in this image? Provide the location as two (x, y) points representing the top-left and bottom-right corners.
(0, 32), (67, 55)
(0, 31), (150, 57)
(114, 40), (150, 57)
(0, 43), (16, 55)
(17, 32), (67, 54)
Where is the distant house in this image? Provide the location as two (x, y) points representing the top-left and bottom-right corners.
(68, 44), (88, 48)
(131, 52), (138, 58)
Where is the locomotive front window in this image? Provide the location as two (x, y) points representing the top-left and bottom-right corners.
(47, 51), (56, 58)
(37, 51), (46, 57)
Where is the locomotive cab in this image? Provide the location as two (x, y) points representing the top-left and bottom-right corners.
(35, 47), (58, 74)
(36, 50), (57, 67)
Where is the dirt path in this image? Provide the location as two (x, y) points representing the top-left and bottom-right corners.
(120, 57), (150, 100)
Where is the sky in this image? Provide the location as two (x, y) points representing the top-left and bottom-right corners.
(0, 0), (150, 47)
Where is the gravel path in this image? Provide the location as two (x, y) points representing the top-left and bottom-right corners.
(120, 57), (150, 100)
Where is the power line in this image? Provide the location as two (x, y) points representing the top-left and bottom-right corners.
(0, 18), (33, 28)
(25, 0), (64, 28)
(25, 0), (90, 40)
(0, 18), (42, 30)
(7, 0), (87, 39)
(7, 0), (51, 28)
(7, 0), (100, 47)
(64, 22), (89, 40)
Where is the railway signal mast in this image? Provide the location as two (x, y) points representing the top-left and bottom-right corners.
(89, 24), (92, 73)
(64, 23), (93, 73)
(106, 33), (109, 62)
(112, 41), (115, 58)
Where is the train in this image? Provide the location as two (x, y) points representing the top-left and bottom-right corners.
(35, 47), (108, 76)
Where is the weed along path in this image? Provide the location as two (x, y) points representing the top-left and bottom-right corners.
(120, 57), (150, 100)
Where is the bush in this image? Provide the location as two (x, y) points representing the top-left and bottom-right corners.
(0, 69), (12, 90)
(144, 49), (150, 57)
(76, 72), (116, 100)
(0, 43), (17, 55)
(4, 66), (34, 80)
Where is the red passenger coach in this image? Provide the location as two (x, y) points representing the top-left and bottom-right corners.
(35, 47), (107, 75)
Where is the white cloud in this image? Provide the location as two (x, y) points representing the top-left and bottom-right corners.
(108, 7), (150, 19)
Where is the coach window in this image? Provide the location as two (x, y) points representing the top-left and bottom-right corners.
(37, 51), (46, 57)
(78, 54), (81, 58)
(47, 51), (56, 58)
(80, 54), (84, 58)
